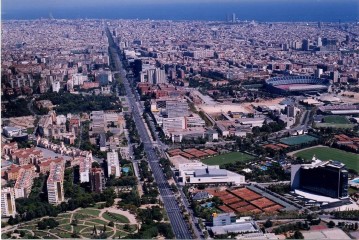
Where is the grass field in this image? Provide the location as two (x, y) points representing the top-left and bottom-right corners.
(201, 152), (254, 166)
(102, 212), (130, 223)
(294, 146), (359, 172)
(314, 122), (355, 129)
(77, 208), (101, 216)
(280, 135), (318, 146)
(323, 115), (350, 124)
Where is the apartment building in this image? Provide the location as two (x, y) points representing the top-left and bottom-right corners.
(90, 168), (106, 193)
(47, 161), (65, 205)
(1, 188), (16, 217)
(14, 168), (34, 199)
(79, 154), (93, 183)
(140, 67), (166, 84)
(107, 150), (121, 177)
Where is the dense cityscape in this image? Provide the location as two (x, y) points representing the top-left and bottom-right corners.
(1, 8), (359, 240)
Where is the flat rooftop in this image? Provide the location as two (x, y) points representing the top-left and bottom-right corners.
(294, 189), (342, 203)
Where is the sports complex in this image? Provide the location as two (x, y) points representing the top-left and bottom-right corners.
(266, 76), (330, 94)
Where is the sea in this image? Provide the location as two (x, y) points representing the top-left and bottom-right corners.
(2, 1), (359, 22)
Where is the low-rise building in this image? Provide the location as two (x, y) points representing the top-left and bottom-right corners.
(209, 214), (260, 236)
(11, 148), (43, 165)
(178, 163), (245, 185)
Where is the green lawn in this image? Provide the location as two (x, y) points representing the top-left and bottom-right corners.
(201, 152), (254, 166)
(116, 230), (128, 238)
(102, 212), (130, 223)
(59, 224), (72, 231)
(87, 218), (108, 225)
(33, 231), (50, 238)
(57, 218), (71, 225)
(73, 225), (88, 233)
(58, 213), (71, 218)
(323, 115), (350, 124)
(77, 208), (101, 217)
(280, 135), (318, 146)
(294, 147), (359, 172)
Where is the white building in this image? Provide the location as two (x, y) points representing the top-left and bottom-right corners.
(79, 153), (93, 183)
(107, 150), (121, 177)
(52, 81), (61, 93)
(236, 117), (265, 128)
(185, 115), (206, 128)
(178, 163), (245, 185)
(140, 67), (166, 84)
(162, 117), (186, 131)
(1, 188), (16, 217)
(72, 73), (88, 86)
(2, 126), (25, 138)
(56, 115), (67, 125)
(47, 161), (65, 205)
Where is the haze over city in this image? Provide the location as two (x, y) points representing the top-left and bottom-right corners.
(2, 0), (359, 21)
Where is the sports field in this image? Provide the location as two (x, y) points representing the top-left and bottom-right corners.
(314, 122), (355, 129)
(280, 135), (318, 146)
(202, 152), (254, 166)
(323, 115), (350, 124)
(294, 146), (359, 172)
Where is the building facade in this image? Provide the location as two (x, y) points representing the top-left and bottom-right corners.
(1, 188), (16, 217)
(47, 161), (65, 205)
(291, 160), (348, 199)
(90, 168), (106, 193)
(107, 150), (121, 177)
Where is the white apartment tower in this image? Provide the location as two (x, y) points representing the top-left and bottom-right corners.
(1, 188), (16, 217)
(47, 161), (65, 205)
(107, 149), (121, 177)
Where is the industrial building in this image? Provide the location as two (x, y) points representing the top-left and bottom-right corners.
(177, 163), (245, 185)
(208, 214), (260, 236)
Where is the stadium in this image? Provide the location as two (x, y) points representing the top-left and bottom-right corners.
(266, 76), (330, 94)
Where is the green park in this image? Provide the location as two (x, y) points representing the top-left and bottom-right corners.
(2, 206), (137, 239)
